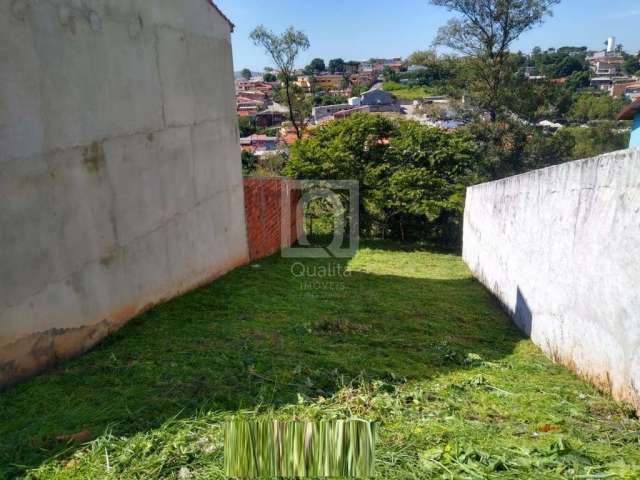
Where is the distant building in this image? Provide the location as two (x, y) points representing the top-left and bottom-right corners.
(240, 134), (278, 155)
(590, 76), (613, 91)
(359, 62), (374, 73)
(360, 89), (395, 106)
(407, 65), (428, 72)
(312, 103), (355, 123)
(610, 80), (637, 98)
(625, 83), (640, 101)
(236, 80), (275, 95)
(587, 37), (625, 79)
(349, 72), (377, 88)
(254, 111), (287, 128)
(311, 87), (401, 123)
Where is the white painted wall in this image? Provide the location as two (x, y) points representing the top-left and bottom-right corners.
(0, 0), (248, 385)
(463, 149), (640, 408)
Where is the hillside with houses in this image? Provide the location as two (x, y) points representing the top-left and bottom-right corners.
(236, 37), (639, 170)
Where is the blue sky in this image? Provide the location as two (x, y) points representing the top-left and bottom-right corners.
(214, 0), (640, 72)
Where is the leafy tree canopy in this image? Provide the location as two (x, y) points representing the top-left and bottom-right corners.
(568, 93), (627, 124)
(431, 0), (560, 120)
(328, 58), (346, 74)
(250, 25), (310, 138)
(285, 113), (478, 243)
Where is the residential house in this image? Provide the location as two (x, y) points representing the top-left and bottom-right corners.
(312, 103), (356, 123)
(312, 87), (401, 123)
(350, 72), (377, 88)
(314, 74), (345, 91)
(361, 88), (396, 106)
(236, 80), (275, 96)
(587, 38), (625, 79)
(625, 83), (640, 101)
(590, 76), (613, 91)
(240, 134), (279, 155)
(254, 111), (287, 128)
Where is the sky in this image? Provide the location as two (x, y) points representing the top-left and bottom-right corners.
(213, 0), (640, 72)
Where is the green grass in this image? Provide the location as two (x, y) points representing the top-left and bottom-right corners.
(383, 81), (435, 101)
(1, 243), (638, 478)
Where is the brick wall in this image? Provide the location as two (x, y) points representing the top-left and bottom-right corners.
(244, 178), (302, 261)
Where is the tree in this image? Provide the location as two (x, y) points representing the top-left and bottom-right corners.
(241, 151), (257, 175)
(382, 66), (398, 83)
(566, 122), (629, 159)
(346, 61), (361, 73)
(563, 70), (590, 92)
(328, 58), (346, 74)
(553, 55), (586, 77)
(284, 113), (477, 244)
(623, 55), (640, 76)
(308, 58), (326, 74)
(431, 0), (560, 121)
(273, 83), (313, 128)
(406, 50), (437, 66)
(240, 68), (252, 81)
(263, 72), (277, 82)
(250, 26), (310, 139)
(238, 116), (256, 137)
(568, 94), (627, 124)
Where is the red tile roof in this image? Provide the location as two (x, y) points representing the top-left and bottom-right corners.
(618, 99), (640, 120)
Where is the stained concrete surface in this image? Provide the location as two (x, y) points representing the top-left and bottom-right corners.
(463, 149), (640, 408)
(0, 0), (248, 386)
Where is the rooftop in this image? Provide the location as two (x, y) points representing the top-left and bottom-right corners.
(617, 99), (640, 120)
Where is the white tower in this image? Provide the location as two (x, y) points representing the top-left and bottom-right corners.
(606, 36), (616, 53)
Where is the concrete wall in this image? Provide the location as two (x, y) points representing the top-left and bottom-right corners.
(463, 149), (640, 408)
(0, 0), (249, 386)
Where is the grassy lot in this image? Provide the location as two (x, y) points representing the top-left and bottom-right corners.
(383, 81), (435, 101)
(1, 243), (638, 478)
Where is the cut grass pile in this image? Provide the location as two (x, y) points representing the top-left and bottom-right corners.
(1, 243), (638, 478)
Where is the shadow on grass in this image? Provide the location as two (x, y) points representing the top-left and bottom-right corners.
(0, 245), (522, 477)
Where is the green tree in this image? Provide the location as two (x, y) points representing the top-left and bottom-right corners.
(263, 72), (277, 82)
(622, 55), (640, 76)
(553, 55), (587, 77)
(431, 0), (560, 121)
(382, 66), (399, 82)
(307, 58), (326, 74)
(313, 95), (348, 106)
(568, 94), (627, 124)
(250, 26), (310, 139)
(563, 70), (590, 92)
(241, 150), (257, 175)
(328, 58), (346, 74)
(566, 122), (630, 159)
(406, 50), (437, 66)
(285, 113), (477, 244)
(238, 116), (256, 137)
(240, 68), (252, 81)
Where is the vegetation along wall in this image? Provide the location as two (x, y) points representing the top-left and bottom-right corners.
(463, 149), (640, 408)
(0, 0), (249, 386)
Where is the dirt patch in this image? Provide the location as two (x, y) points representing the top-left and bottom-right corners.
(313, 319), (371, 335)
